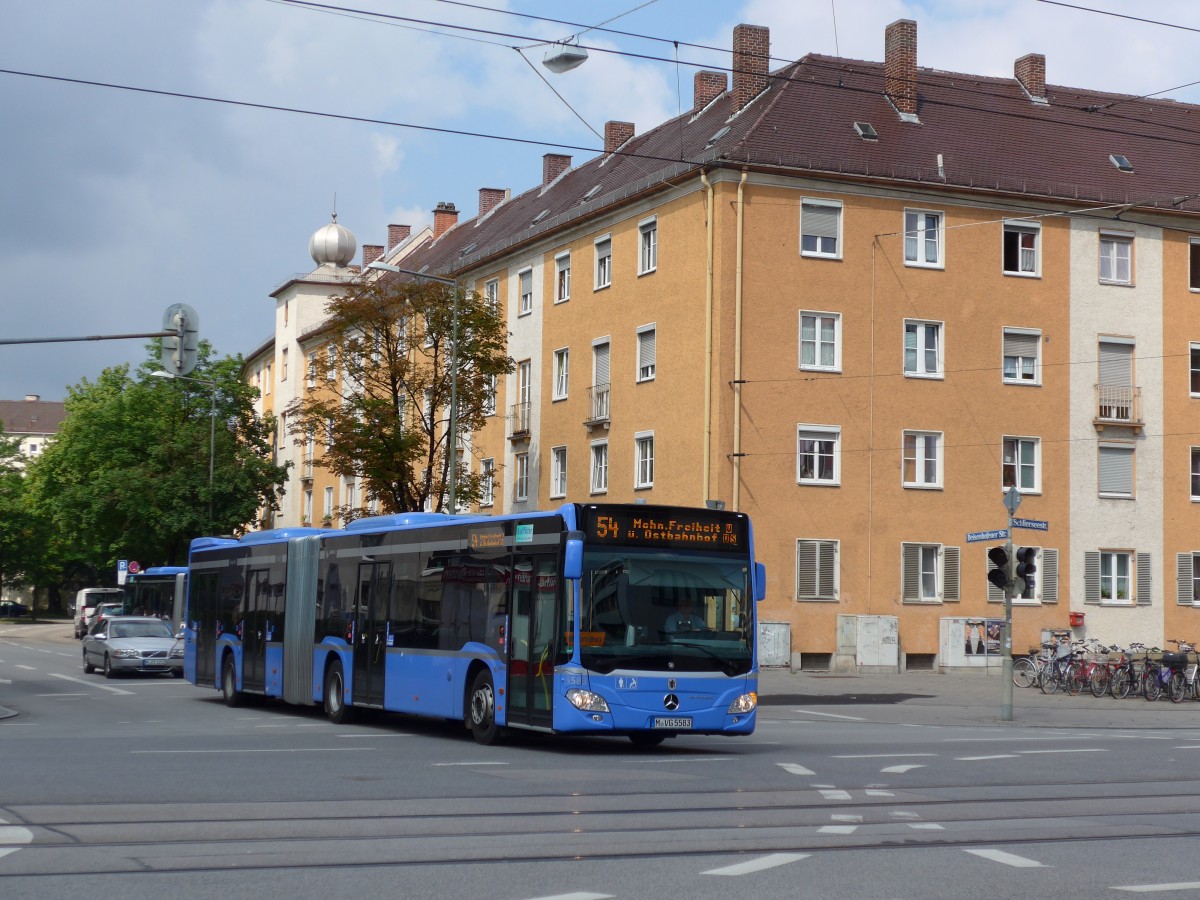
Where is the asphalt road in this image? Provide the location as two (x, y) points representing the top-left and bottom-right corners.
(4, 621), (1200, 899)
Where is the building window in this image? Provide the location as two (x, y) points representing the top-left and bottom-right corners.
(306, 353), (317, 388)
(264, 362), (272, 394)
(904, 209), (943, 267)
(1099, 443), (1134, 497)
(634, 432), (654, 488)
(800, 199), (841, 258)
(483, 374), (497, 416)
(323, 486), (334, 520)
(1190, 238), (1200, 292)
(1099, 231), (1133, 285)
(303, 490), (313, 523)
(799, 312), (841, 371)
(1003, 220), (1040, 275)
(591, 441), (608, 493)
(1177, 552), (1200, 605)
(1191, 448), (1200, 500)
(550, 446), (567, 498)
(797, 425), (840, 486)
(1100, 551), (1131, 603)
(595, 235), (612, 289)
(484, 278), (499, 310)
(281, 347), (288, 381)
(988, 547), (1058, 605)
(326, 346), (337, 383)
(553, 348), (569, 400)
(638, 217), (657, 275)
(902, 430), (942, 488)
(1191, 344), (1200, 396)
(1003, 329), (1040, 384)
(555, 252), (571, 303)
(1003, 437), (1040, 492)
(480, 458), (494, 507)
(636, 325), (656, 382)
(518, 268), (533, 315)
(515, 452), (529, 501)
(904, 320), (943, 377)
(901, 542), (960, 603)
(795, 539), (838, 601)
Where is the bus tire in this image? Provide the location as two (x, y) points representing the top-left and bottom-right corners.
(222, 655), (243, 707)
(468, 669), (503, 745)
(324, 659), (353, 725)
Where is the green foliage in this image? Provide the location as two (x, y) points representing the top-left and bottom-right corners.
(285, 276), (513, 514)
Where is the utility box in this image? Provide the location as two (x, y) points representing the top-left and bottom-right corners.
(832, 615), (899, 673)
(757, 621), (791, 668)
(939, 617), (1005, 670)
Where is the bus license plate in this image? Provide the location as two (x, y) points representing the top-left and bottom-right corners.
(653, 717), (692, 729)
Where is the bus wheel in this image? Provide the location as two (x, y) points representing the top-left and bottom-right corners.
(222, 656), (243, 708)
(468, 670), (503, 745)
(628, 732), (666, 748)
(324, 660), (354, 725)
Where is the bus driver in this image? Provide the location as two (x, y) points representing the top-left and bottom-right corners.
(665, 598), (707, 633)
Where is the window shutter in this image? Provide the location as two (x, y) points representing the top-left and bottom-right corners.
(803, 203), (838, 240)
(1041, 549), (1058, 604)
(942, 546), (960, 601)
(594, 343), (610, 386)
(902, 544), (920, 602)
(1084, 551), (1101, 605)
(1098, 446), (1133, 495)
(1177, 553), (1194, 605)
(795, 541), (816, 599)
(1098, 341), (1133, 387)
(986, 559), (1003, 604)
(638, 329), (656, 370)
(1137, 552), (1152, 606)
(819, 542), (837, 600)
(1003, 331), (1039, 359)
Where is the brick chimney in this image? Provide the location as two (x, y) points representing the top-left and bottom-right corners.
(433, 201), (458, 239)
(1014, 52), (1046, 101)
(542, 153), (572, 185)
(478, 187), (507, 217)
(386, 224), (411, 253)
(694, 70), (726, 111)
(884, 19), (918, 118)
(604, 121), (635, 155)
(732, 24), (769, 113)
(362, 244), (384, 267)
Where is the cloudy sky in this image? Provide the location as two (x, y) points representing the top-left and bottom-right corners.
(3, 0), (1197, 402)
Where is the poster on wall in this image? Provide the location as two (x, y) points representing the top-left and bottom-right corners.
(964, 619), (1006, 656)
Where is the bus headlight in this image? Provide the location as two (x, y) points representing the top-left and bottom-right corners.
(565, 688), (610, 713)
(727, 692), (757, 714)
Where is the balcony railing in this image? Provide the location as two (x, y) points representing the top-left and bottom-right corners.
(1095, 384), (1143, 429)
(584, 383), (610, 426)
(508, 401), (531, 439)
(300, 457), (314, 480)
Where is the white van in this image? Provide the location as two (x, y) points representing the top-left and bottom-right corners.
(73, 588), (124, 639)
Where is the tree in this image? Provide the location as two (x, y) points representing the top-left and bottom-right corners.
(24, 343), (289, 573)
(0, 427), (33, 600)
(285, 275), (512, 515)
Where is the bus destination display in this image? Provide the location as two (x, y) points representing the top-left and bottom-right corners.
(583, 507), (746, 551)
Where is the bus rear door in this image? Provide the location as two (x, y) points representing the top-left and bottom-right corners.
(352, 561), (391, 708)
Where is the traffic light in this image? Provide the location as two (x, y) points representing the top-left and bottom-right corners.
(161, 303), (199, 376)
(987, 546), (1011, 592)
(1015, 546), (1038, 596)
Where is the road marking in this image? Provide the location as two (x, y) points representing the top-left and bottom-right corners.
(881, 764), (925, 773)
(890, 811), (921, 820)
(864, 790), (894, 796)
(131, 748), (373, 754)
(1015, 748), (1107, 755)
(818, 825), (857, 834)
(909, 823), (945, 830)
(965, 849), (1046, 868)
(703, 853), (809, 876)
(48, 673), (133, 695)
(528, 893), (614, 900)
(956, 755), (1020, 761)
(778, 762), (815, 776)
(833, 753), (936, 759)
(36, 693), (90, 697)
(831, 814), (862, 823)
(14, 664), (35, 670)
(432, 761), (509, 766)
(818, 789), (851, 800)
(792, 709), (865, 721)
(1113, 882), (1200, 893)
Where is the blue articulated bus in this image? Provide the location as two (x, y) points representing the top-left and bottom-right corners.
(122, 566), (188, 631)
(184, 503), (765, 746)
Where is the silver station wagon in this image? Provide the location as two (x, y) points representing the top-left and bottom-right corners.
(82, 616), (184, 678)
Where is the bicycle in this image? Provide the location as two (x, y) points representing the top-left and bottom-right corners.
(1139, 647), (1171, 701)
(1165, 640), (1196, 703)
(1072, 640), (1112, 698)
(1040, 641), (1083, 695)
(1012, 645), (1050, 689)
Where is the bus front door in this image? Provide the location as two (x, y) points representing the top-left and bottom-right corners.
(352, 562), (391, 708)
(506, 553), (558, 729)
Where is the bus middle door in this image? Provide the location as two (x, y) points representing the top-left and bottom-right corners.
(242, 569), (271, 692)
(352, 561), (391, 708)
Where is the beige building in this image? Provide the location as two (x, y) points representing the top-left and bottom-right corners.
(251, 20), (1200, 669)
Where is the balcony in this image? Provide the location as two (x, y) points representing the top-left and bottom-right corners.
(1094, 384), (1143, 431)
(584, 383), (610, 429)
(300, 457), (314, 481)
(508, 401), (531, 440)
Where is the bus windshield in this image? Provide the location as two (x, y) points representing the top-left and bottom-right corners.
(578, 549), (752, 676)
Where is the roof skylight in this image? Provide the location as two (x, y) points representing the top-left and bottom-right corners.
(1109, 154), (1133, 173)
(854, 122), (879, 141)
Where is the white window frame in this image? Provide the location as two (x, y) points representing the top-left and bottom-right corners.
(326, 346), (337, 383)
(1099, 550), (1132, 605)
(594, 234), (612, 290)
(1003, 436), (1041, 493)
(1191, 447), (1200, 501)
(484, 278), (499, 310)
(901, 542), (959, 603)
(555, 251), (571, 303)
(483, 374), (497, 416)
(1099, 230), (1133, 285)
(306, 352), (317, 388)
(902, 430), (943, 489)
(590, 440), (608, 494)
(634, 431), (655, 489)
(1002, 220), (1040, 276)
(550, 446), (568, 499)
(514, 452), (529, 502)
(264, 362), (272, 395)
(795, 538), (839, 602)
(1003, 327), (1041, 385)
(1098, 442), (1135, 498)
(281, 347), (289, 381)
(904, 208), (944, 268)
(518, 267), (533, 316)
(903, 319), (944, 378)
(480, 458), (495, 507)
(323, 486), (334, 520)
(796, 424), (841, 486)
(303, 489), (313, 524)
(1190, 237), (1200, 293)
(800, 198), (842, 259)
(636, 324), (656, 382)
(552, 348), (569, 401)
(799, 311), (841, 372)
(638, 216), (657, 275)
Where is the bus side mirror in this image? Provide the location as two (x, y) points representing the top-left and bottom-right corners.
(564, 532), (584, 580)
(754, 563), (766, 602)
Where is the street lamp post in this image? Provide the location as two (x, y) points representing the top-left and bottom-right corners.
(367, 260), (460, 512)
(150, 369), (217, 522)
